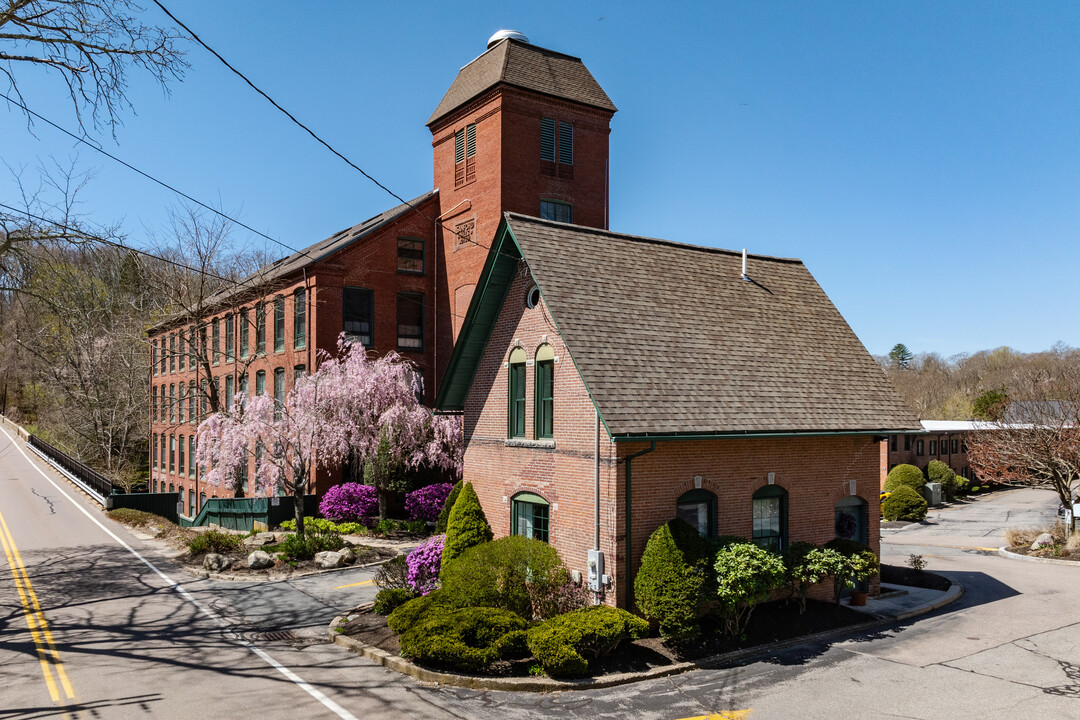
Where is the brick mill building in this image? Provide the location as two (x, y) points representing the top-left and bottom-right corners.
(147, 31), (617, 516)
(434, 215), (921, 609)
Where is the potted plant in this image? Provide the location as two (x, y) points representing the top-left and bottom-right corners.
(845, 549), (879, 606)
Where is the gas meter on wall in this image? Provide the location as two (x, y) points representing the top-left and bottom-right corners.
(587, 549), (604, 592)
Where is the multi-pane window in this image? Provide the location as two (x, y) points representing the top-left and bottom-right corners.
(511, 493), (549, 542)
(916, 439), (925, 456)
(397, 238), (424, 274)
(178, 384), (185, 424)
(152, 433), (158, 469)
(255, 370), (266, 397)
(169, 384), (176, 423)
(188, 381), (196, 421)
(294, 365), (306, 382)
(677, 489), (717, 538)
(239, 308), (249, 359)
(454, 123), (476, 187)
(539, 200), (573, 223)
(225, 314), (234, 362)
(397, 292), (424, 351)
(256, 304), (266, 355)
(160, 434), (166, 473)
(952, 438), (960, 454)
(904, 435), (911, 451)
(160, 385), (166, 423)
(293, 289), (306, 349)
(160, 339), (167, 375)
(274, 368), (285, 419)
(188, 436), (195, 478)
(929, 440), (937, 456)
(274, 296), (285, 352)
(508, 348), (526, 438)
(540, 118), (573, 178)
(535, 346), (554, 439)
(178, 434), (185, 477)
(240, 373), (249, 398)
(152, 341), (159, 376)
(343, 287), (373, 346)
(169, 435), (176, 473)
(224, 375), (234, 409)
(890, 435), (897, 452)
(212, 319), (220, 365)
(151, 387), (157, 424)
(752, 485), (787, 552)
(169, 334), (176, 372)
(200, 379), (207, 420)
(178, 333), (186, 371)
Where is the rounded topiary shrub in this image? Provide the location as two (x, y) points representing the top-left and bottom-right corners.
(526, 605), (650, 678)
(398, 606), (528, 673)
(373, 588), (414, 616)
(884, 464), (926, 494)
(882, 485), (928, 521)
(435, 480), (462, 534)
(387, 589), (454, 635)
(634, 518), (713, 639)
(318, 483), (378, 522)
(441, 482), (492, 570)
(440, 535), (569, 620)
(714, 541), (787, 641)
(405, 483), (455, 522)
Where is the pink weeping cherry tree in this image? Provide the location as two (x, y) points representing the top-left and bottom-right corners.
(196, 336), (462, 536)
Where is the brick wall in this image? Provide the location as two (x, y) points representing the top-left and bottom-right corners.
(882, 432), (972, 488)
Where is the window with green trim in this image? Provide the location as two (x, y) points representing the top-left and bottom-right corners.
(343, 286), (374, 347)
(294, 289), (306, 349)
(677, 489), (716, 538)
(240, 308), (249, 358)
(534, 344), (554, 439)
(508, 347), (526, 438)
(511, 492), (549, 542)
(274, 296), (286, 352)
(752, 485), (788, 552)
(540, 200), (572, 223)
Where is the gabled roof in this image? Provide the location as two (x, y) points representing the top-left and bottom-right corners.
(427, 39), (617, 127)
(151, 191), (437, 331)
(437, 214), (922, 438)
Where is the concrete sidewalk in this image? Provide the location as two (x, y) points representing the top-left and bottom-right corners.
(847, 582), (964, 621)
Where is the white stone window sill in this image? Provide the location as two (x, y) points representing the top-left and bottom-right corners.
(505, 438), (556, 450)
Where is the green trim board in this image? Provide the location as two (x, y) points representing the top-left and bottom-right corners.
(611, 429), (902, 442)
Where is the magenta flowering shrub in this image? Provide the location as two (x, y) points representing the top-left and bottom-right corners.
(404, 483), (454, 522)
(406, 534), (445, 595)
(319, 483), (378, 522)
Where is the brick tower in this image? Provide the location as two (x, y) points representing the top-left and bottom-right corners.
(428, 30), (616, 361)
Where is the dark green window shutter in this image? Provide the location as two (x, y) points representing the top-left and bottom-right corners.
(535, 360), (553, 438)
(465, 123), (476, 158)
(540, 118), (555, 161)
(558, 121), (573, 165)
(455, 129), (465, 164)
(509, 362), (526, 437)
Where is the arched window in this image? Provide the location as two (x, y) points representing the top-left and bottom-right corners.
(508, 347), (526, 438)
(752, 485), (788, 552)
(834, 496), (868, 545)
(677, 489), (716, 537)
(534, 344), (554, 439)
(511, 492), (550, 542)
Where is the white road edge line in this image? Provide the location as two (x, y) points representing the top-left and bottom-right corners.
(0, 424), (360, 720)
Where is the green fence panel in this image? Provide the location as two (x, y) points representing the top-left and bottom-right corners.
(109, 492), (180, 524)
(177, 495), (319, 531)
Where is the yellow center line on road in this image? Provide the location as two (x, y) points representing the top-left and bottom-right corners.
(333, 578), (374, 590)
(672, 711), (752, 720)
(0, 507), (77, 706)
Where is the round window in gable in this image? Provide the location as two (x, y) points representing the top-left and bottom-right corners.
(526, 286), (541, 309)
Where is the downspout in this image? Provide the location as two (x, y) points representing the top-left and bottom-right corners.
(594, 410), (600, 550)
(623, 441), (656, 610)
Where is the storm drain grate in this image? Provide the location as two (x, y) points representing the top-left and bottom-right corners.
(259, 629), (297, 642)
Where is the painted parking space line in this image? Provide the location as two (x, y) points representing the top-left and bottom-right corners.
(0, 506), (77, 710)
(333, 578), (374, 590)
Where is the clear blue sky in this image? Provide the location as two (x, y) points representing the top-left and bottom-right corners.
(4, 1), (1078, 358)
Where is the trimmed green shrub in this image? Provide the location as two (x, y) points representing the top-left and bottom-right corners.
(387, 589), (454, 635)
(271, 528), (344, 561)
(398, 606), (528, 672)
(188, 529), (243, 556)
(783, 542), (848, 614)
(435, 480), (462, 534)
(373, 588), (414, 616)
(714, 541), (786, 641)
(634, 518), (713, 639)
(441, 483), (492, 570)
(884, 464), (926, 494)
(882, 485), (928, 522)
(527, 605), (649, 678)
(440, 535), (569, 620)
(824, 538), (880, 603)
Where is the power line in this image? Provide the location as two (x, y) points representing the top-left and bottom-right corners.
(149, 0), (488, 251)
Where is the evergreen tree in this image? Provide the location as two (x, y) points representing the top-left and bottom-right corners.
(442, 482), (492, 570)
(889, 343), (913, 369)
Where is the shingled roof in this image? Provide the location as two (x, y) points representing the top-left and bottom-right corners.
(428, 39), (617, 127)
(149, 191), (437, 332)
(438, 214), (921, 437)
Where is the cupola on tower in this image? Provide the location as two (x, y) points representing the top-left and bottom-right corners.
(428, 31), (617, 344)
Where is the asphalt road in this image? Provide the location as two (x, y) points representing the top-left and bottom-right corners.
(3, 419), (1078, 720)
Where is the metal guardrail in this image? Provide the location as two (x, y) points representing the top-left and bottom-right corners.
(27, 434), (112, 504)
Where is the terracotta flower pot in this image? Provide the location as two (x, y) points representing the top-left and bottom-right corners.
(849, 590), (868, 606)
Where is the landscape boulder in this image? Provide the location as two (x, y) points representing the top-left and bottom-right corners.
(203, 553), (232, 572)
(243, 532), (277, 548)
(1031, 533), (1055, 550)
(247, 550), (275, 570)
(314, 551), (346, 569)
(338, 547), (356, 565)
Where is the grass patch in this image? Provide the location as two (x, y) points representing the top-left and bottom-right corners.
(107, 508), (169, 527)
(188, 529), (244, 556)
(1004, 522), (1068, 548)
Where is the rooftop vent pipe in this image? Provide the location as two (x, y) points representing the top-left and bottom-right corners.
(742, 248), (749, 281)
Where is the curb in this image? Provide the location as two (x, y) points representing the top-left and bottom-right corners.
(327, 583), (966, 693)
(998, 546), (1080, 568)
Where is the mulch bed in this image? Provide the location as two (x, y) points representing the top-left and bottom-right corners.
(343, 598), (873, 678)
(1004, 546), (1080, 562)
(181, 542), (399, 576)
(880, 564), (953, 591)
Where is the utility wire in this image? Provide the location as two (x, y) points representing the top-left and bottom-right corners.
(150, 0), (489, 250)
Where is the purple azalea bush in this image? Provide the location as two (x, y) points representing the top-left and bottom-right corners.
(406, 534), (444, 595)
(404, 483), (455, 522)
(319, 483), (378, 522)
